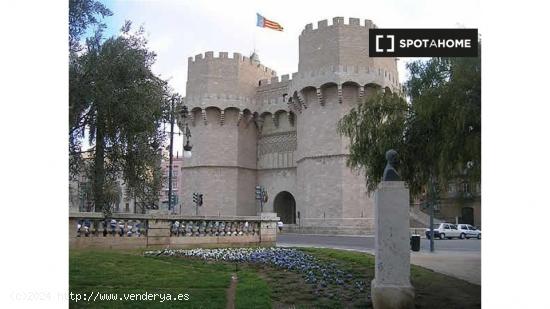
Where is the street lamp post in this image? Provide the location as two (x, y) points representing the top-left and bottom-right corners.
(167, 96), (175, 212)
(167, 96), (192, 213)
(182, 107), (192, 159)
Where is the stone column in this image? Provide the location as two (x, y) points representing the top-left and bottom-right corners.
(371, 181), (414, 308)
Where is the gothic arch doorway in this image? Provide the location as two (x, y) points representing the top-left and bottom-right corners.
(273, 191), (296, 224)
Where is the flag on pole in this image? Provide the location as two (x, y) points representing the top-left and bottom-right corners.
(256, 13), (283, 32)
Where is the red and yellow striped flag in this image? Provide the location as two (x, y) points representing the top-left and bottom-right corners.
(256, 13), (283, 32)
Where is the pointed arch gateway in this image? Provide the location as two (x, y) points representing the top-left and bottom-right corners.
(273, 191), (296, 224)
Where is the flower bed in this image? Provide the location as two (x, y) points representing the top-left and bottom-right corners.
(144, 247), (366, 294)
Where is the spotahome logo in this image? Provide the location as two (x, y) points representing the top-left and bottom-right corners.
(369, 29), (478, 57)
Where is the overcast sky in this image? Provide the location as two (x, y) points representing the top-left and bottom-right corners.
(97, 0), (480, 153)
(101, 0), (480, 95)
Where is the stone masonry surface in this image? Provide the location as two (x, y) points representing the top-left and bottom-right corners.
(178, 17), (402, 233)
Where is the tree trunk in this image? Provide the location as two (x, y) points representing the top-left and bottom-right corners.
(93, 108), (106, 215)
(428, 174), (438, 252)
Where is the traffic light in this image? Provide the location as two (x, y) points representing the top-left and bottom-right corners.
(198, 194), (203, 206)
(255, 186), (262, 200)
(170, 194), (178, 205)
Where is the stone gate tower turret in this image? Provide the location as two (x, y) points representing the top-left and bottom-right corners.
(180, 51), (276, 216)
(288, 17), (401, 232)
(178, 17), (403, 234)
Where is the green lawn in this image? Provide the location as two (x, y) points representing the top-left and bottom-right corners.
(69, 248), (480, 308)
(299, 248), (481, 309)
(70, 250), (237, 308)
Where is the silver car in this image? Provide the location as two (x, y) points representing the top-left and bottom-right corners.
(456, 224), (481, 239)
(425, 223), (461, 239)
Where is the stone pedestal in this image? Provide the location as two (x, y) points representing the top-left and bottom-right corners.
(258, 212), (279, 245)
(371, 181), (414, 309)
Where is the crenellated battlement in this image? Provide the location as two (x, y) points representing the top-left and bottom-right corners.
(290, 64), (401, 92)
(255, 73), (292, 116)
(257, 74), (291, 88)
(187, 51), (277, 77)
(297, 17), (390, 74)
(186, 50), (278, 107)
(301, 17), (376, 34)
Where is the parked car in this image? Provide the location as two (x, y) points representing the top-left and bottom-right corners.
(456, 224), (481, 239)
(425, 223), (461, 239)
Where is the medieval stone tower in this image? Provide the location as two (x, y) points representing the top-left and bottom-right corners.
(179, 17), (401, 233)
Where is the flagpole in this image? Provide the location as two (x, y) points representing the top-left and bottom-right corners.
(253, 29), (256, 54)
(253, 13), (257, 55)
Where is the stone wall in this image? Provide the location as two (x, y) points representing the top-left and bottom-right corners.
(292, 83), (376, 230)
(180, 105), (259, 216)
(257, 109), (297, 170)
(180, 167), (238, 216)
(257, 168), (297, 213)
(69, 212), (279, 250)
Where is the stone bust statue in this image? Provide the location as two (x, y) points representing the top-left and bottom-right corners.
(382, 149), (400, 181)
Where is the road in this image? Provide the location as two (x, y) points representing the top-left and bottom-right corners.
(277, 233), (481, 253)
(277, 233), (481, 285)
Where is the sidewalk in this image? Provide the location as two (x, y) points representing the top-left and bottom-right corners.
(411, 250), (480, 284)
(277, 242), (481, 285)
